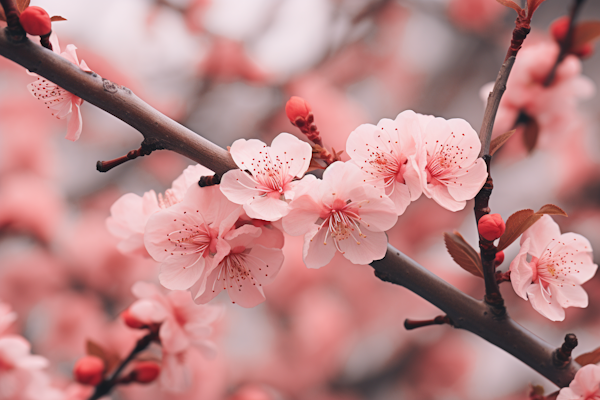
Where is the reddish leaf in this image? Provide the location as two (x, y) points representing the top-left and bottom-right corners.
(50, 15), (67, 22)
(444, 231), (483, 278)
(16, 0), (30, 12)
(575, 346), (600, 366)
(572, 21), (600, 51)
(526, 0), (548, 17)
(522, 117), (539, 153)
(497, 204), (568, 251)
(489, 129), (516, 156)
(496, 0), (522, 13)
(86, 340), (120, 374)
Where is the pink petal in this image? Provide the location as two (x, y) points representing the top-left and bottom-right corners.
(132, 281), (163, 299)
(446, 118), (481, 165)
(254, 224), (285, 249)
(171, 164), (214, 200)
(283, 194), (321, 236)
(244, 195), (290, 221)
(303, 225), (337, 269)
(521, 215), (561, 258)
(192, 265), (223, 304)
(556, 388), (579, 400)
(229, 138), (269, 170)
(568, 365), (600, 398)
(129, 299), (169, 324)
(387, 182), (411, 215)
(546, 232), (597, 285)
(160, 352), (191, 392)
(223, 224), (262, 249)
(64, 101), (83, 141)
(337, 229), (388, 265)
(553, 282), (588, 309)
(446, 159), (488, 201)
(509, 238), (534, 300)
(226, 272), (266, 308)
(246, 245), (284, 285)
(220, 169), (261, 205)
(526, 283), (565, 321)
(404, 160), (423, 201)
(269, 132), (312, 178)
(159, 254), (205, 290)
(160, 319), (191, 354)
(424, 182), (466, 212)
(348, 187), (397, 232)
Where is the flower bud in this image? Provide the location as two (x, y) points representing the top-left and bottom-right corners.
(550, 16), (570, 44)
(494, 251), (505, 267)
(131, 361), (161, 384)
(121, 308), (146, 329)
(285, 96), (312, 128)
(478, 213), (505, 241)
(74, 356), (105, 386)
(19, 6), (52, 36)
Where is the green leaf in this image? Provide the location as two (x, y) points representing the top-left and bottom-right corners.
(444, 231), (483, 278)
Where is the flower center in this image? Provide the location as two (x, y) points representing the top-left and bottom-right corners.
(425, 133), (467, 184)
(165, 216), (212, 257)
(320, 199), (367, 253)
(367, 151), (408, 186)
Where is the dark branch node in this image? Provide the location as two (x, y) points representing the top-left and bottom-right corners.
(96, 143), (159, 173)
(39, 32), (52, 50)
(404, 315), (453, 331)
(198, 173), (221, 187)
(553, 334), (578, 368)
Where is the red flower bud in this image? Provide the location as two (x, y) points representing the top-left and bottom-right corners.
(285, 96), (312, 128)
(550, 16), (570, 44)
(121, 308), (146, 329)
(74, 356), (105, 386)
(478, 213), (505, 241)
(131, 361), (161, 384)
(494, 251), (505, 267)
(19, 6), (52, 36)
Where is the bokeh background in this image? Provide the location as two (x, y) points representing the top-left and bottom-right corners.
(1, 0), (600, 399)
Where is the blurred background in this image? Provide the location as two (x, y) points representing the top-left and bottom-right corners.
(1, 0), (600, 399)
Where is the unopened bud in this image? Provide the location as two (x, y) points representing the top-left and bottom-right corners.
(478, 214), (505, 241)
(74, 356), (105, 386)
(131, 361), (161, 384)
(285, 96), (313, 128)
(494, 251), (505, 267)
(550, 16), (595, 59)
(121, 308), (147, 329)
(19, 6), (52, 36)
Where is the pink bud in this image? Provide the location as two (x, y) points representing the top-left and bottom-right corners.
(478, 214), (505, 241)
(74, 356), (105, 386)
(494, 251), (505, 267)
(131, 361), (161, 384)
(550, 16), (570, 44)
(19, 6), (52, 36)
(285, 96), (312, 128)
(121, 308), (146, 329)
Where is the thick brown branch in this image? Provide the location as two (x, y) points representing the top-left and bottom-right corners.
(371, 245), (578, 387)
(0, 29), (236, 176)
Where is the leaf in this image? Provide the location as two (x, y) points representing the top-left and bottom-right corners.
(575, 346), (600, 366)
(522, 117), (539, 154)
(50, 15), (67, 22)
(489, 129), (516, 156)
(526, 0), (548, 17)
(444, 231), (483, 278)
(496, 0), (522, 13)
(497, 204), (568, 251)
(16, 0), (30, 12)
(86, 340), (120, 374)
(572, 21), (600, 50)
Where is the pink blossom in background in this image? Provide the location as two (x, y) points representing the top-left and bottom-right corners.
(481, 41), (595, 147)
(510, 215), (598, 321)
(283, 162), (397, 268)
(557, 364), (600, 400)
(27, 35), (91, 141)
(220, 132), (314, 222)
(416, 115), (487, 212)
(346, 110), (422, 215)
(0, 302), (16, 336)
(447, 0), (506, 32)
(193, 223), (285, 307)
(128, 282), (222, 392)
(144, 184), (241, 291)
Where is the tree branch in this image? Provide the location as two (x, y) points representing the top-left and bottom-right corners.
(0, 25), (580, 388)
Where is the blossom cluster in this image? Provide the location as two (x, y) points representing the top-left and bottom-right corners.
(108, 110), (488, 308)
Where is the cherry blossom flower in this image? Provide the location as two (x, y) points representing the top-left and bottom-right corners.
(107, 164), (213, 257)
(144, 184), (241, 291)
(0, 301), (16, 336)
(346, 110), (423, 215)
(557, 364), (600, 400)
(220, 132), (314, 221)
(283, 162), (398, 268)
(192, 224), (285, 308)
(416, 115), (488, 211)
(510, 215), (598, 321)
(128, 282), (221, 392)
(27, 35), (91, 141)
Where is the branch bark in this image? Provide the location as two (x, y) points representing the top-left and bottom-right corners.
(0, 27), (580, 388)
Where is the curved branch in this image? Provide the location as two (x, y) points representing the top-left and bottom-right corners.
(0, 27), (579, 387)
(0, 29), (236, 176)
